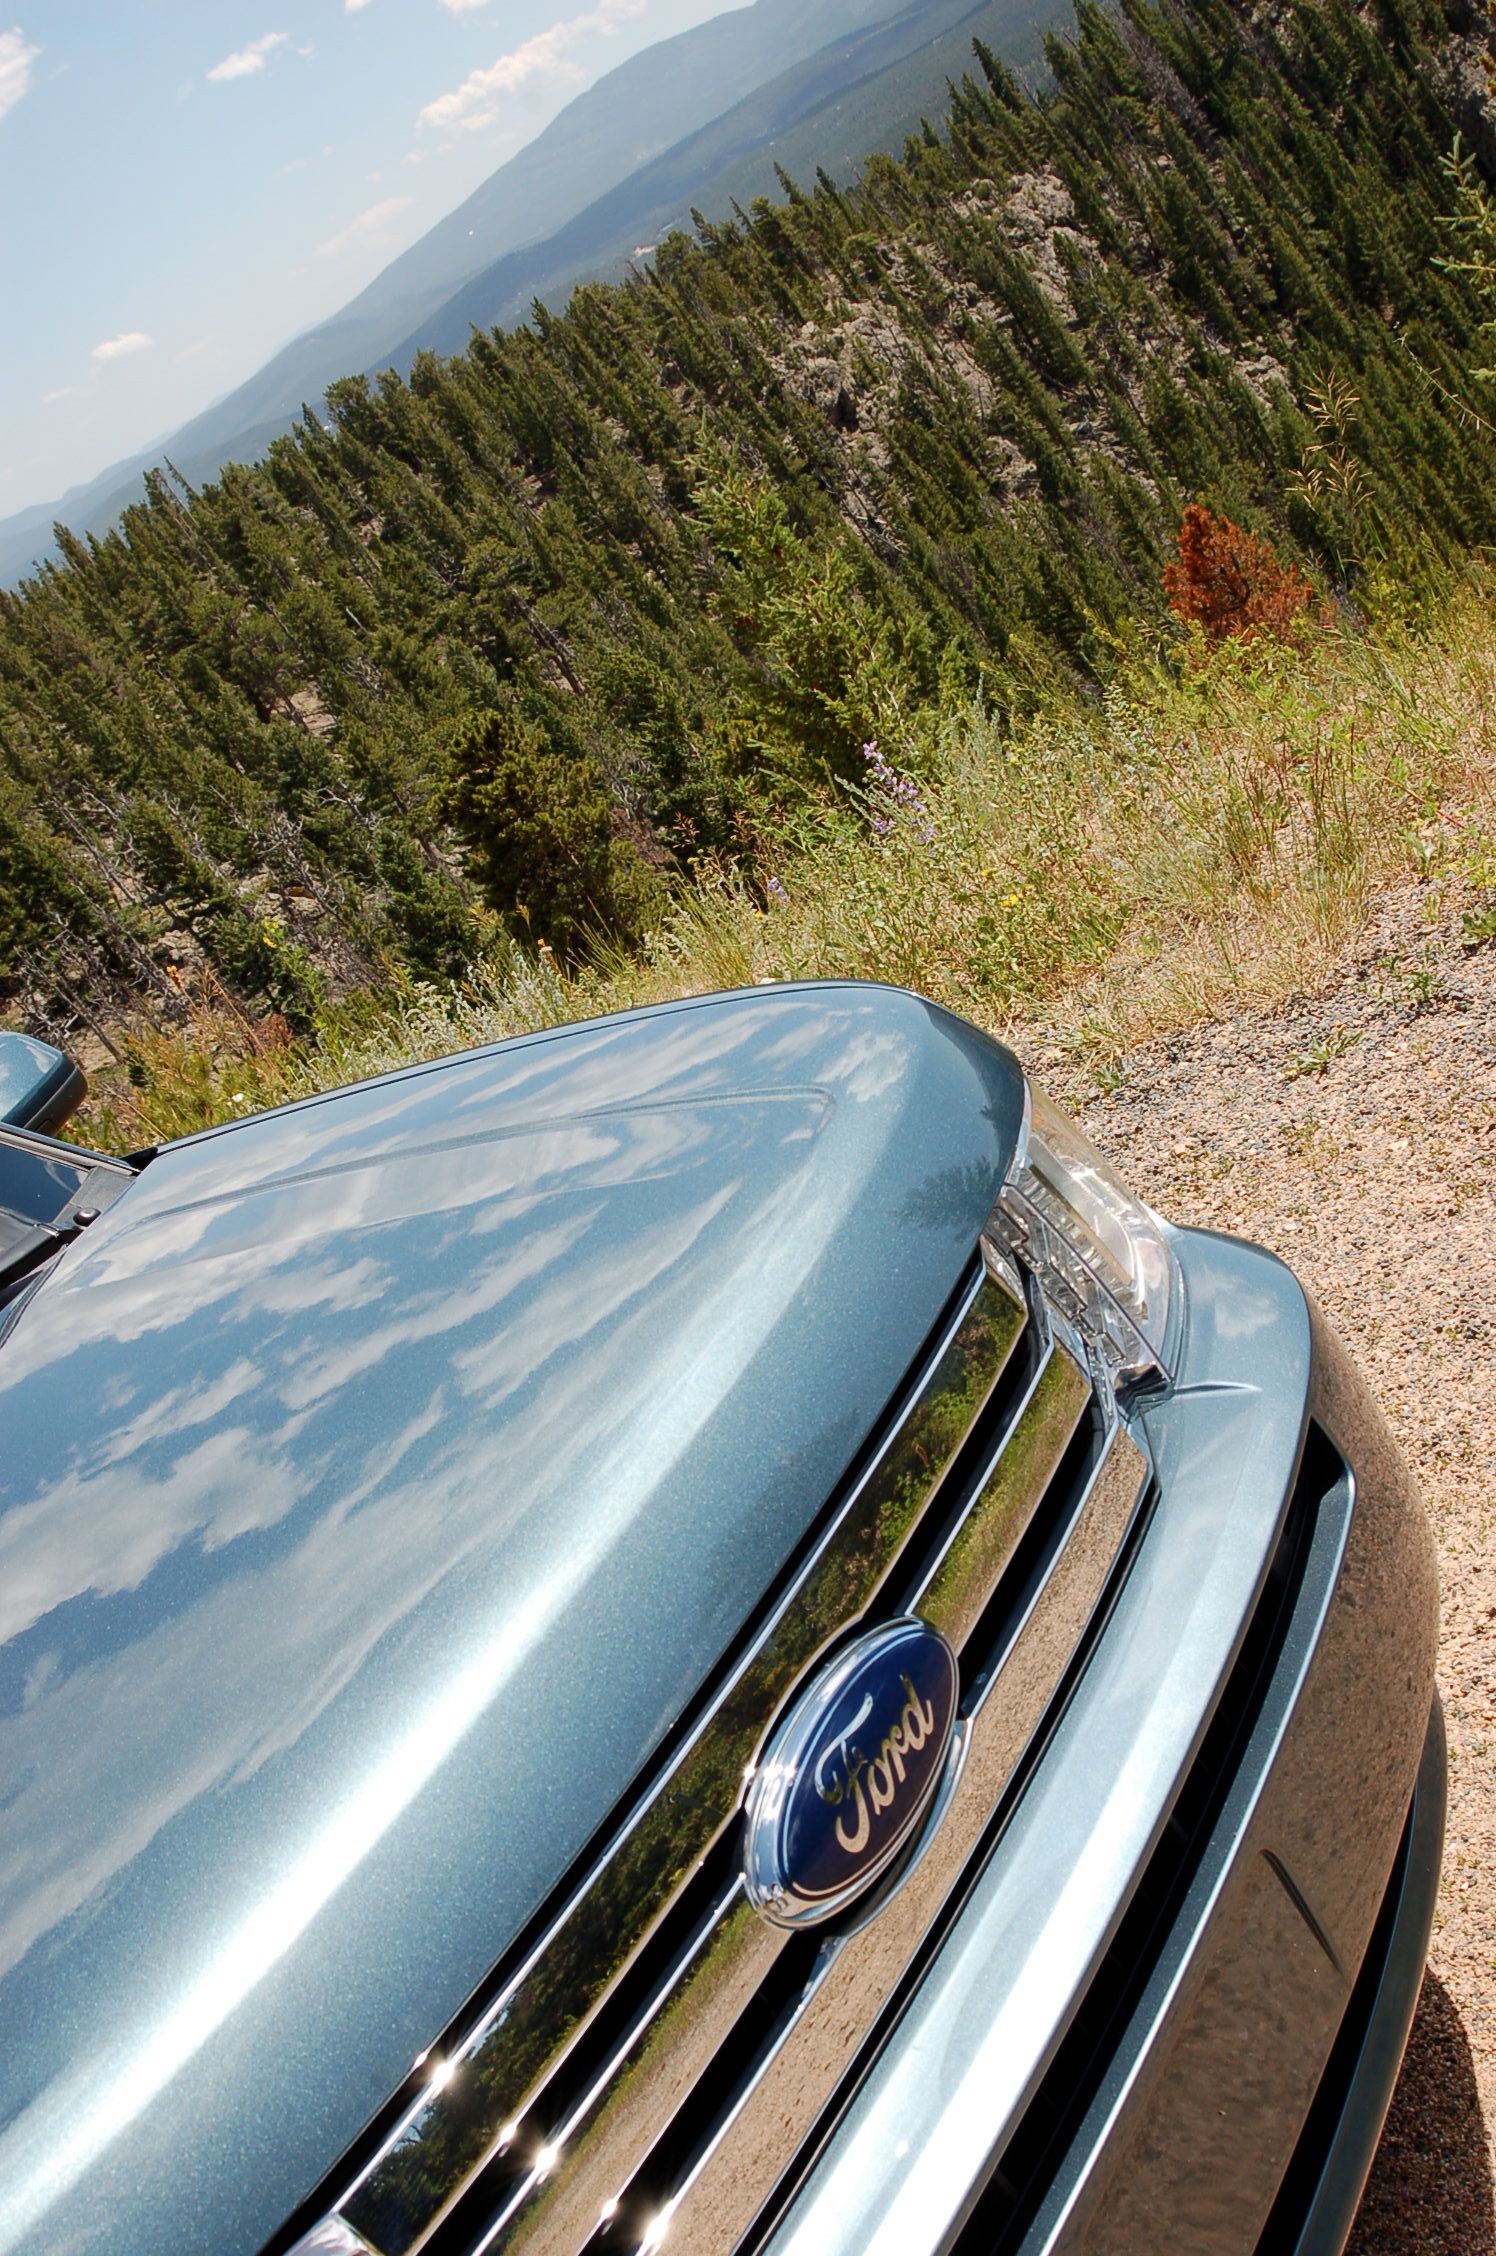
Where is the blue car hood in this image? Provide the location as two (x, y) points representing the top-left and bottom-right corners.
(0, 984), (1023, 2256)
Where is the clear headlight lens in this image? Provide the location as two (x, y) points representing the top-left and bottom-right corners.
(995, 1085), (1176, 1384)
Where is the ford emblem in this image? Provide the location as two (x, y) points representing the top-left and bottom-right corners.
(743, 1617), (960, 1928)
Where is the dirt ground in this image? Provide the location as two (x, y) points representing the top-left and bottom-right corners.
(1043, 882), (1496, 2254)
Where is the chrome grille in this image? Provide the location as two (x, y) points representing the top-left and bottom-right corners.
(294, 1240), (1149, 2256)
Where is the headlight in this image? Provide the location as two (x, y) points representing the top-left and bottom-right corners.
(993, 1084), (1176, 1385)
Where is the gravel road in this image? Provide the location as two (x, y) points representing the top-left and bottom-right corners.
(1042, 882), (1496, 2254)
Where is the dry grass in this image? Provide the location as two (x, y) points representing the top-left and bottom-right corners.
(71, 589), (1496, 1148)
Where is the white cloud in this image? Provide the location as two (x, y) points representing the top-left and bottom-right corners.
(206, 31), (287, 82)
(0, 26), (39, 121)
(418, 0), (645, 132)
(346, 0), (375, 10)
(91, 330), (154, 362)
(40, 385), (80, 404)
(316, 193), (413, 259)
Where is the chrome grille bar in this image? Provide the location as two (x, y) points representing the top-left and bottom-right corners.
(324, 1255), (1029, 2256)
(918, 1336), (1095, 1649)
(470, 1888), (779, 2256)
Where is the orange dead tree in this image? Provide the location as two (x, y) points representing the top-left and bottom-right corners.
(1162, 503), (1315, 643)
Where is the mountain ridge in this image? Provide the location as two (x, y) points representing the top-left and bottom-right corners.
(0, 0), (949, 585)
(382, 0), (1046, 369)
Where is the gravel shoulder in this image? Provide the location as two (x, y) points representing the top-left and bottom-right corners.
(1043, 882), (1496, 2254)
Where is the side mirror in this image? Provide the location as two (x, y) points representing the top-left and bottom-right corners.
(0, 1032), (87, 1134)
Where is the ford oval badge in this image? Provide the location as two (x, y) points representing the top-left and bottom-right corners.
(743, 1617), (960, 1928)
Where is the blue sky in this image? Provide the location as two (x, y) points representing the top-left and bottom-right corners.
(0, 0), (745, 519)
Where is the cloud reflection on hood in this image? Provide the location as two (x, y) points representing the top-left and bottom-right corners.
(0, 985), (1021, 2256)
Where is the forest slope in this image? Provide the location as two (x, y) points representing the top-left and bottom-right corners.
(3, 0), (1496, 1059)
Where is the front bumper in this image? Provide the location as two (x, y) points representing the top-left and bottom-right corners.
(1268, 1695), (1445, 2255)
(763, 1224), (1442, 2256)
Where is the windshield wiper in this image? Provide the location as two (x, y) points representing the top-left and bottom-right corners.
(0, 1126), (137, 1294)
(0, 1209), (88, 1290)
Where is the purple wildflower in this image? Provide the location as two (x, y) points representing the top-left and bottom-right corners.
(860, 736), (935, 848)
(767, 875), (789, 905)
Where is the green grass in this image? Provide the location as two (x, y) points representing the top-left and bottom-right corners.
(72, 588), (1496, 1153)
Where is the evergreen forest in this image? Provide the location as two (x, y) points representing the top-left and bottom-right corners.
(5, 0), (1496, 1050)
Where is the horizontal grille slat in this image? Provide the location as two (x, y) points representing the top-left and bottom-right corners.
(464, 1889), (778, 2256)
(916, 1343), (1094, 1649)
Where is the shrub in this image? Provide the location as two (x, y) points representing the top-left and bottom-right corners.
(1163, 503), (1316, 644)
(440, 701), (654, 958)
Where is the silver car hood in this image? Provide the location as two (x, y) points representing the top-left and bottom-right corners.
(0, 983), (1023, 2256)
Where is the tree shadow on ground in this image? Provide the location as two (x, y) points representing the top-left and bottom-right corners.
(1348, 1969), (1494, 2255)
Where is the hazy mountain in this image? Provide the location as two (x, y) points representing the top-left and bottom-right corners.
(133, 0), (930, 457)
(340, 0), (943, 335)
(0, 0), (1046, 584)
(391, 0), (1058, 365)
